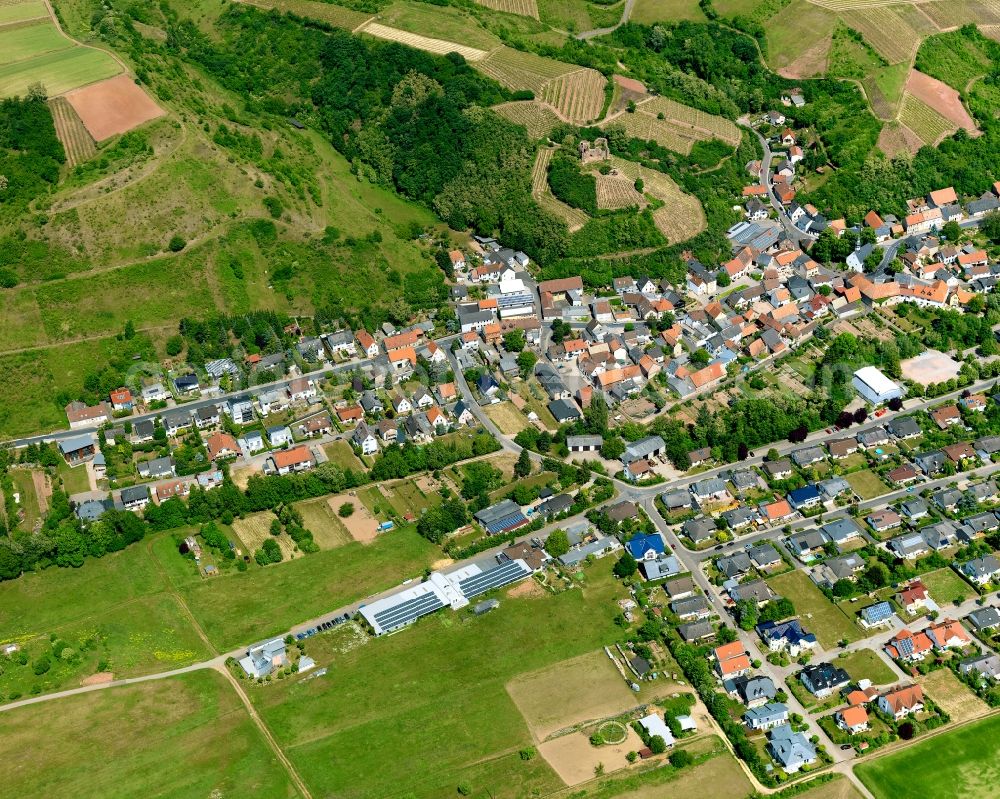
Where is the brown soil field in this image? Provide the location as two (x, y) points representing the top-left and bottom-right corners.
(507, 578), (545, 598)
(506, 650), (640, 741)
(31, 469), (50, 515)
(905, 69), (977, 133)
(325, 491), (379, 543)
(80, 671), (115, 686)
(65, 74), (165, 142)
(778, 37), (832, 79)
(539, 726), (646, 785)
(877, 120), (922, 157)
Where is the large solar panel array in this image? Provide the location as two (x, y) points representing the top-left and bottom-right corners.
(371, 591), (445, 633)
(459, 560), (530, 599)
(482, 512), (527, 535)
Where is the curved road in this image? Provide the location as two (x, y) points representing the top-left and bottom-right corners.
(576, 0), (636, 40)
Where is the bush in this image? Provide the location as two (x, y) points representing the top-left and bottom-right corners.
(338, 502), (355, 518)
(32, 655), (51, 675)
(649, 734), (667, 754)
(669, 749), (693, 768)
(167, 234), (186, 252)
(263, 196), (283, 218)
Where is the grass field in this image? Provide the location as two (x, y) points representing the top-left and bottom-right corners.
(173, 526), (439, 650)
(793, 776), (866, 799)
(8, 468), (44, 530)
(322, 439), (365, 472)
(0, 40), (120, 98)
(0, 670), (299, 798)
(920, 567), (972, 606)
(294, 496), (353, 549)
(240, 0), (372, 30)
(917, 667), (988, 723)
(835, 647), (896, 685)
(764, 0), (837, 76)
(0, 537), (214, 698)
(856, 713), (1000, 798)
(845, 469), (890, 500)
(0, 0), (48, 25)
(55, 460), (90, 494)
(631, 0), (704, 24)
(599, 743), (754, 798)
(233, 510), (302, 561)
(249, 565), (627, 799)
(483, 400), (530, 435)
(768, 569), (861, 648)
(0, 20), (71, 65)
(507, 649), (644, 740)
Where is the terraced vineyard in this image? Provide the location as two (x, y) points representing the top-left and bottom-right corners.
(611, 111), (696, 154)
(849, 7), (923, 63)
(595, 174), (646, 210)
(48, 96), (96, 167)
(539, 68), (606, 124)
(473, 0), (539, 19)
(493, 100), (561, 139)
(361, 22), (488, 61)
(475, 46), (575, 95)
(899, 92), (955, 145)
(637, 96), (740, 144)
(862, 75), (895, 119)
(921, 0), (1000, 28)
(531, 147), (588, 231)
(238, 0), (372, 30)
(606, 156), (705, 242)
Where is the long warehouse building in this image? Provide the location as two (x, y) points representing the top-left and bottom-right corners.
(359, 559), (532, 636)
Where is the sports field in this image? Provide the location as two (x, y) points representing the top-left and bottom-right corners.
(249, 566), (626, 799)
(0, 671), (299, 798)
(857, 713), (1000, 798)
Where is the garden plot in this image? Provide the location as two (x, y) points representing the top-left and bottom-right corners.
(324, 491), (380, 544)
(295, 496), (353, 549)
(360, 21), (488, 61)
(474, 0), (539, 18)
(232, 510), (301, 560)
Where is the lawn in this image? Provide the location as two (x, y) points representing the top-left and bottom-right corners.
(8, 468), (44, 530)
(250, 566), (629, 799)
(856, 713), (1000, 799)
(0, 671), (299, 798)
(0, 43), (121, 98)
(834, 648), (896, 686)
(294, 496), (353, 549)
(845, 469), (891, 500)
(920, 567), (973, 607)
(768, 570), (861, 648)
(483, 400), (529, 435)
(322, 439), (365, 472)
(515, 378), (559, 429)
(55, 460), (90, 494)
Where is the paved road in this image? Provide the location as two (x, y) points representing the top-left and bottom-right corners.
(8, 334), (459, 448)
(738, 120), (816, 246)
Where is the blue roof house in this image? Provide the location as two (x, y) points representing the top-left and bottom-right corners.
(788, 484), (822, 510)
(627, 533), (666, 561)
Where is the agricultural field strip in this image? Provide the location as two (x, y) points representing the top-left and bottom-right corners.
(0, 0), (47, 26)
(48, 96), (96, 167)
(899, 91), (955, 144)
(237, 0), (373, 31)
(848, 7), (922, 64)
(360, 21), (488, 61)
(473, 0), (539, 20)
(539, 68), (606, 124)
(0, 20), (74, 66)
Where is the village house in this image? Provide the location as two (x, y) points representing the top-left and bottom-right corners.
(268, 445), (314, 476)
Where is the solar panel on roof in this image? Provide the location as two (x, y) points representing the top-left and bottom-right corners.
(484, 512), (527, 535)
(459, 560), (530, 599)
(372, 592), (445, 631)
